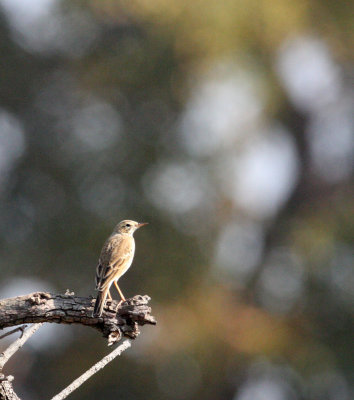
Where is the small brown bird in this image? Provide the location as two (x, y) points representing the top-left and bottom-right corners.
(93, 220), (148, 317)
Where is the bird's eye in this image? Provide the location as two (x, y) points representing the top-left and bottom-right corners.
(126, 224), (131, 227)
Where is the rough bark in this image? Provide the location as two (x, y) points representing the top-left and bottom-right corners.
(0, 292), (156, 346)
(0, 292), (156, 400)
(0, 376), (19, 400)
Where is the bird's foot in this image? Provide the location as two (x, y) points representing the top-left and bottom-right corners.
(115, 298), (126, 312)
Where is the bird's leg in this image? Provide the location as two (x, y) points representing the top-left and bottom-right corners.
(107, 290), (112, 302)
(113, 281), (126, 301)
(113, 281), (126, 312)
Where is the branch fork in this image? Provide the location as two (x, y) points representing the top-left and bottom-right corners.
(0, 292), (156, 400)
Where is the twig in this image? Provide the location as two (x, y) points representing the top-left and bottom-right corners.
(0, 326), (28, 341)
(51, 339), (131, 400)
(0, 324), (43, 371)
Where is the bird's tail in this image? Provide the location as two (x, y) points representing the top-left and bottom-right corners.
(93, 288), (109, 317)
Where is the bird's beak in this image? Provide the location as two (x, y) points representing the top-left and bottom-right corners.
(137, 222), (148, 228)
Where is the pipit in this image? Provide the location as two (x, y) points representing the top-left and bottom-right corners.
(92, 220), (148, 317)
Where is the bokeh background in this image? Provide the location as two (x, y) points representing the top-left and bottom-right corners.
(0, 1), (353, 399)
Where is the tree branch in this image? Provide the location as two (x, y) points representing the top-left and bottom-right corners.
(51, 339), (131, 400)
(0, 324), (43, 371)
(0, 374), (19, 400)
(0, 292), (156, 346)
(0, 324), (43, 400)
(0, 292), (155, 400)
(0, 326), (27, 341)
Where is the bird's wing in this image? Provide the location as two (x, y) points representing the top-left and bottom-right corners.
(95, 235), (134, 291)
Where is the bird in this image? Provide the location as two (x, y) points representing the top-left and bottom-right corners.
(92, 220), (148, 317)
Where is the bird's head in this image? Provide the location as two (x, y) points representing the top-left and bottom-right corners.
(114, 220), (148, 235)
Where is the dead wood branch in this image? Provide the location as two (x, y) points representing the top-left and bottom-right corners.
(0, 324), (43, 371)
(51, 339), (131, 400)
(0, 292), (156, 346)
(0, 327), (27, 341)
(0, 292), (155, 399)
(0, 375), (19, 400)
(0, 324), (44, 400)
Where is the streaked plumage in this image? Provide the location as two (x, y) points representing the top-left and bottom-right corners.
(92, 220), (147, 317)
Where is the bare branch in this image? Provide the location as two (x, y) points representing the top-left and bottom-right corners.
(0, 375), (20, 400)
(0, 324), (41, 399)
(0, 292), (155, 399)
(0, 326), (27, 341)
(0, 292), (156, 346)
(51, 339), (131, 400)
(0, 324), (43, 371)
